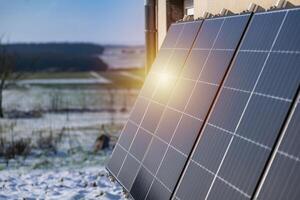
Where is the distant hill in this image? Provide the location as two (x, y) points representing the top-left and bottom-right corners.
(2, 43), (108, 72)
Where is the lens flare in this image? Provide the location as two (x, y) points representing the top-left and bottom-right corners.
(158, 72), (170, 86)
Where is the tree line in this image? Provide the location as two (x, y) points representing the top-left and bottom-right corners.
(1, 43), (108, 72)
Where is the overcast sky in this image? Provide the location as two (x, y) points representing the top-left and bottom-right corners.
(0, 0), (145, 45)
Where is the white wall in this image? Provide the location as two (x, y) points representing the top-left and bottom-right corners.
(157, 0), (300, 49)
(157, 0), (167, 49)
(194, 0), (300, 18)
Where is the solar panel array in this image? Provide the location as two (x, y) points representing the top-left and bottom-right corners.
(107, 7), (300, 200)
(174, 8), (300, 200)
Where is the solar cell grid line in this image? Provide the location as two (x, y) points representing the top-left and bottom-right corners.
(253, 89), (300, 200)
(107, 20), (203, 196)
(106, 22), (186, 190)
(139, 14), (252, 200)
(173, 8), (300, 200)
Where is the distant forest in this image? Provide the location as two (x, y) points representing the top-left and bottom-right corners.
(2, 43), (108, 72)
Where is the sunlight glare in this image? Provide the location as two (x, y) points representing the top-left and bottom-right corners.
(158, 72), (171, 87)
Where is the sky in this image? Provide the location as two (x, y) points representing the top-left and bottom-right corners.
(0, 0), (145, 45)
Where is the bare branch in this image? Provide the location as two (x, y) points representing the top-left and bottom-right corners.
(0, 39), (19, 118)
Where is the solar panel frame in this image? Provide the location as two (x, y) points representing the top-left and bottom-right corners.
(173, 8), (300, 200)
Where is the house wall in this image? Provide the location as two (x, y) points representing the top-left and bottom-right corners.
(157, 0), (184, 48)
(157, 0), (300, 48)
(194, 0), (300, 18)
(157, 0), (167, 48)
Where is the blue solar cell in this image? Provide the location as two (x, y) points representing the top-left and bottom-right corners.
(218, 138), (270, 195)
(224, 52), (268, 91)
(176, 21), (203, 48)
(129, 97), (149, 124)
(171, 114), (203, 155)
(257, 151), (300, 200)
(194, 19), (223, 49)
(146, 179), (171, 200)
(175, 161), (214, 200)
(131, 167), (154, 200)
(255, 52), (300, 99)
(168, 78), (195, 111)
(236, 95), (290, 146)
(140, 102), (164, 132)
(107, 145), (127, 176)
(118, 122), (139, 150)
(155, 108), (181, 143)
(208, 88), (249, 132)
(143, 138), (168, 174)
(214, 15), (250, 49)
(240, 11), (285, 50)
(181, 50), (209, 79)
(273, 9), (300, 51)
(279, 103), (300, 156)
(156, 147), (186, 190)
(129, 128), (152, 161)
(192, 125), (231, 173)
(118, 154), (140, 190)
(199, 50), (234, 84)
(161, 24), (185, 49)
(185, 83), (218, 120)
(207, 178), (249, 200)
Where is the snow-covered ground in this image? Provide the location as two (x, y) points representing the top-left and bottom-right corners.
(0, 165), (125, 200)
(0, 83), (136, 199)
(3, 87), (138, 112)
(17, 77), (112, 85)
(0, 132), (127, 200)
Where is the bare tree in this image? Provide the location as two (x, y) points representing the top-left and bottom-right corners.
(0, 41), (20, 118)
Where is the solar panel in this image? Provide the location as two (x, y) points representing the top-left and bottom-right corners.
(132, 14), (251, 200)
(106, 20), (203, 195)
(173, 8), (300, 200)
